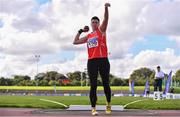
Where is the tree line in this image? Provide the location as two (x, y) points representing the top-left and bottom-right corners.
(0, 68), (179, 86)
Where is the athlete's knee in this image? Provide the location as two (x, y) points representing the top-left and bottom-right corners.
(102, 81), (109, 87)
(90, 85), (97, 91)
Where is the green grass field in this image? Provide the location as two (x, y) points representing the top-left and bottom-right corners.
(1, 86), (180, 93)
(0, 96), (180, 110)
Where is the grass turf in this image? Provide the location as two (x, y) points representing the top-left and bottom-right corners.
(1, 86), (180, 93)
(0, 96), (180, 110)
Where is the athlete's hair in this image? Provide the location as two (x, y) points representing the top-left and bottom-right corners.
(91, 16), (100, 22)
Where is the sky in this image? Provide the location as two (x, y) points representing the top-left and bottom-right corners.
(0, 0), (180, 78)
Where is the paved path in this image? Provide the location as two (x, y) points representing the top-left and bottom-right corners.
(0, 108), (180, 117)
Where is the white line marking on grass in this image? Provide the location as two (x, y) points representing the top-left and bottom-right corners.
(123, 99), (148, 108)
(40, 99), (68, 108)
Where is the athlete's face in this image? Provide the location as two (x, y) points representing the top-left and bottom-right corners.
(91, 19), (100, 31)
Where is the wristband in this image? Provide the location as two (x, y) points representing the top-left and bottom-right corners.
(78, 29), (83, 34)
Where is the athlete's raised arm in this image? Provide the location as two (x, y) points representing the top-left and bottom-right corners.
(99, 3), (110, 33)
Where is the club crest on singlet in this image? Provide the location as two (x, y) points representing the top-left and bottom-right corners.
(87, 37), (98, 48)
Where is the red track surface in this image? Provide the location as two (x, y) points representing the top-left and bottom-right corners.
(0, 108), (180, 117)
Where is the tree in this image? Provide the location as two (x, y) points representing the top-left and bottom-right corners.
(173, 69), (180, 81)
(69, 79), (81, 86)
(55, 73), (64, 81)
(129, 67), (155, 86)
(110, 78), (123, 86)
(0, 77), (6, 85)
(35, 73), (46, 81)
(69, 71), (81, 81)
(39, 80), (49, 86)
(24, 75), (31, 80)
(46, 71), (59, 80)
(5, 78), (13, 86)
(66, 71), (82, 86)
(13, 75), (31, 86)
(49, 80), (58, 86)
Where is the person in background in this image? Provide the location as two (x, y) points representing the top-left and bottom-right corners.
(170, 87), (174, 93)
(154, 66), (165, 92)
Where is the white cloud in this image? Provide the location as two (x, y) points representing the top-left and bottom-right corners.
(169, 36), (180, 48)
(110, 48), (180, 78)
(0, 54), (37, 77)
(0, 0), (36, 15)
(136, 0), (180, 36)
(39, 51), (88, 75)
